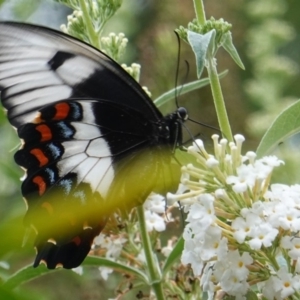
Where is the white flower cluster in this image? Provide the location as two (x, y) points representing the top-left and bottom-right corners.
(143, 193), (168, 232)
(168, 134), (300, 299)
(77, 193), (173, 280)
(93, 233), (127, 280)
(101, 32), (128, 61)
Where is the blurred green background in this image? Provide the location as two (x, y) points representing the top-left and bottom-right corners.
(0, 0), (300, 299)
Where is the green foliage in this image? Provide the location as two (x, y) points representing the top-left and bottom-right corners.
(11, 0), (42, 20)
(187, 30), (216, 77)
(154, 71), (228, 108)
(177, 17), (232, 43)
(59, 0), (122, 49)
(244, 0), (299, 137)
(257, 99), (300, 157)
(178, 18), (244, 79)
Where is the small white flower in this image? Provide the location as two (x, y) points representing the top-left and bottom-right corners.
(216, 237), (228, 261)
(93, 234), (126, 259)
(271, 268), (300, 298)
(199, 226), (222, 261)
(181, 238), (204, 276)
(248, 223), (278, 250)
(161, 239), (174, 257)
(137, 250), (146, 264)
(262, 277), (282, 300)
(244, 151), (256, 164)
(227, 250), (252, 280)
(232, 213), (262, 244)
(144, 193), (165, 213)
(259, 155), (284, 168)
(144, 210), (166, 232)
(296, 257), (300, 273)
(206, 156), (219, 168)
(72, 266), (83, 275)
(226, 164), (256, 192)
(94, 233), (111, 248)
(281, 236), (300, 260)
(106, 237), (127, 258)
(99, 266), (113, 281)
(185, 198), (215, 231)
(200, 262), (216, 293)
(220, 268), (249, 297)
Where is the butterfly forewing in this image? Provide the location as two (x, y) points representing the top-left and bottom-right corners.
(0, 22), (163, 127)
(0, 22), (183, 269)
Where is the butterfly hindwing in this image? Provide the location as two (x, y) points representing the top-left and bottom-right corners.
(0, 22), (183, 269)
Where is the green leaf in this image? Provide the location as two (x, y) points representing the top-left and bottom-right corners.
(154, 70), (228, 108)
(162, 237), (184, 276)
(0, 215), (26, 258)
(83, 256), (149, 283)
(221, 32), (245, 70)
(187, 30), (216, 78)
(3, 265), (55, 290)
(0, 286), (37, 300)
(256, 99), (300, 157)
(3, 257), (149, 290)
(12, 0), (42, 20)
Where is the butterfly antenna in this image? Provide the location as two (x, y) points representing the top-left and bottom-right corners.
(174, 31), (182, 108)
(188, 118), (221, 134)
(180, 121), (204, 155)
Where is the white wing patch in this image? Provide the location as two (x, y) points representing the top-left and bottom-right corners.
(83, 157), (114, 197)
(57, 153), (87, 176)
(55, 56), (102, 86)
(78, 102), (97, 124)
(61, 141), (89, 158)
(59, 134), (114, 197)
(71, 122), (103, 139)
(7, 85), (72, 124)
(6, 86), (71, 107)
(86, 138), (112, 157)
(2, 71), (62, 97)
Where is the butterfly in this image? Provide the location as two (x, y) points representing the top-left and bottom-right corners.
(0, 22), (187, 269)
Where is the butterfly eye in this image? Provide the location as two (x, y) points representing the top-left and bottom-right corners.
(177, 107), (188, 121)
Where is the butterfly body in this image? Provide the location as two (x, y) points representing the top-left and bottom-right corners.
(0, 22), (185, 269)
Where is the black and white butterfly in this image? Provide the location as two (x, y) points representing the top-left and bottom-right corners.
(0, 22), (187, 269)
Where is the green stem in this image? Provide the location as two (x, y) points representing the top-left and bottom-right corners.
(193, 0), (206, 25)
(79, 0), (101, 49)
(207, 57), (233, 142)
(136, 206), (165, 300)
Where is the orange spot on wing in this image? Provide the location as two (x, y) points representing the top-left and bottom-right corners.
(53, 102), (70, 120)
(33, 112), (44, 124)
(72, 236), (81, 246)
(41, 202), (54, 214)
(30, 148), (49, 167)
(32, 176), (46, 195)
(35, 124), (52, 142)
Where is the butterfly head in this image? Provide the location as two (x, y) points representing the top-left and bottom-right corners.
(176, 107), (188, 122)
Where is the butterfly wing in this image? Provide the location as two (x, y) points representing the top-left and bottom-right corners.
(17, 99), (168, 269)
(0, 22), (178, 269)
(0, 22), (163, 127)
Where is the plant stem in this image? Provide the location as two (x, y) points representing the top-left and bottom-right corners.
(207, 58), (233, 142)
(137, 206), (165, 300)
(79, 0), (101, 49)
(193, 0), (206, 25)
(192, 0), (232, 141)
